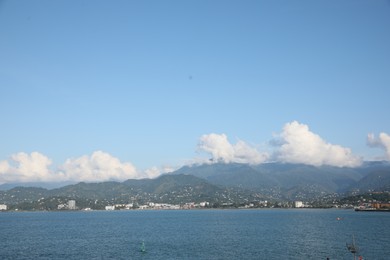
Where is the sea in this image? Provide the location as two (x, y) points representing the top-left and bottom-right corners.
(0, 209), (389, 260)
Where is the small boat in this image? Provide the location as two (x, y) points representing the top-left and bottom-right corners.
(140, 241), (146, 253)
(346, 235), (361, 260)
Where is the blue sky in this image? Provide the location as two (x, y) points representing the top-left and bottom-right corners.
(1, 0), (390, 183)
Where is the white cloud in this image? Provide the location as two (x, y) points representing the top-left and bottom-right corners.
(273, 121), (362, 167)
(142, 165), (177, 179)
(198, 134), (235, 163)
(0, 151), (141, 184)
(143, 167), (161, 179)
(367, 132), (390, 160)
(0, 152), (61, 183)
(198, 133), (269, 164)
(59, 151), (138, 182)
(0, 160), (10, 174)
(0, 123), (376, 184)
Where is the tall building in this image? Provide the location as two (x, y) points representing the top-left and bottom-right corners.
(294, 201), (304, 208)
(68, 200), (76, 210)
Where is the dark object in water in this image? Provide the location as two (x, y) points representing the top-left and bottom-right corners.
(346, 235), (359, 260)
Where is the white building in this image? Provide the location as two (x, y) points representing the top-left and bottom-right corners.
(68, 200), (76, 210)
(105, 205), (115, 210)
(0, 204), (7, 211)
(295, 201), (304, 208)
(199, 201), (209, 207)
(125, 203), (133, 209)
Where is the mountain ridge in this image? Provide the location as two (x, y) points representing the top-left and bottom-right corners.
(171, 161), (390, 197)
(1, 162), (389, 207)
(0, 174), (259, 208)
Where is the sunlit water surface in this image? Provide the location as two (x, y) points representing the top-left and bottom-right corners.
(1, 209), (389, 259)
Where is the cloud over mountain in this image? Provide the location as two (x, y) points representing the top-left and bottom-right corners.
(0, 151), (143, 184)
(198, 133), (269, 164)
(197, 122), (363, 167)
(0, 121), (378, 184)
(272, 121), (362, 167)
(367, 132), (390, 160)
(0, 152), (60, 183)
(58, 151), (138, 182)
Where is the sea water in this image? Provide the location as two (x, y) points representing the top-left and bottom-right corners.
(0, 209), (389, 259)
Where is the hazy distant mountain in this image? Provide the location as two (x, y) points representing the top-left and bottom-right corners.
(351, 168), (390, 192)
(174, 163), (278, 189)
(0, 181), (75, 191)
(171, 161), (390, 199)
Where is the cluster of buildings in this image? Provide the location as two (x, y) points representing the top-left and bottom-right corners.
(294, 201), (306, 208)
(371, 202), (390, 209)
(105, 201), (210, 211)
(355, 202), (390, 211)
(57, 200), (77, 210)
(4, 198), (387, 211)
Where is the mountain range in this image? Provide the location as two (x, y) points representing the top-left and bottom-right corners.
(1, 161), (389, 208)
(173, 161), (390, 197)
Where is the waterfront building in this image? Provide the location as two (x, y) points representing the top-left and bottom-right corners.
(125, 203), (133, 209)
(105, 205), (115, 210)
(0, 204), (7, 211)
(68, 200), (76, 210)
(199, 201), (209, 207)
(294, 201), (304, 208)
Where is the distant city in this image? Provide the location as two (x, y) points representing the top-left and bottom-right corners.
(1, 192), (390, 212)
(1, 162), (389, 212)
